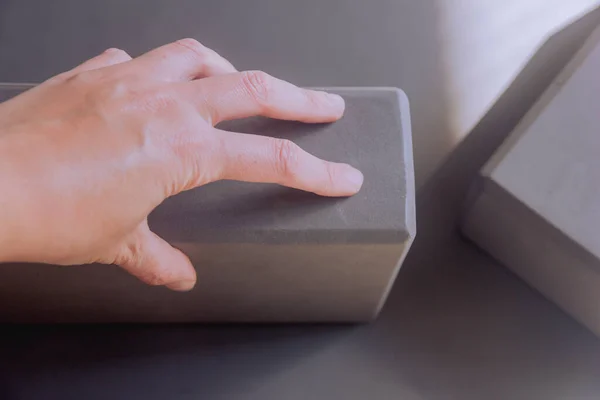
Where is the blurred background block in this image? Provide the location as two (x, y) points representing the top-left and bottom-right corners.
(463, 26), (600, 337)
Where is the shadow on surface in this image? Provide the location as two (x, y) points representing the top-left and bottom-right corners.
(414, 5), (600, 245)
(0, 324), (352, 399)
(364, 6), (600, 399)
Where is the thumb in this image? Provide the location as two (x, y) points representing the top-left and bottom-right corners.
(114, 223), (197, 292)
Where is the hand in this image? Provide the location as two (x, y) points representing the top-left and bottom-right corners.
(0, 39), (363, 291)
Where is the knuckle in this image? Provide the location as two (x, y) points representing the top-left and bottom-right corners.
(136, 88), (178, 113)
(104, 47), (131, 60)
(117, 239), (171, 287)
(143, 271), (170, 287)
(241, 70), (273, 107)
(324, 162), (337, 190)
(176, 38), (204, 49)
(67, 70), (99, 86)
(114, 240), (143, 270)
(173, 39), (216, 76)
(95, 78), (129, 101)
(305, 90), (324, 108)
(164, 124), (221, 191)
(45, 71), (69, 85)
(175, 38), (208, 58)
(272, 139), (299, 180)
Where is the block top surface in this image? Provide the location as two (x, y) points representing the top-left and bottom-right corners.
(483, 27), (600, 258)
(0, 85), (414, 245)
(149, 88), (415, 244)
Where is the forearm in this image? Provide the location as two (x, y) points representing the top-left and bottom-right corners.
(0, 143), (17, 262)
(0, 134), (33, 263)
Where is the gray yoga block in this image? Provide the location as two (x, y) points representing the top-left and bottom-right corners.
(462, 26), (600, 336)
(0, 86), (416, 323)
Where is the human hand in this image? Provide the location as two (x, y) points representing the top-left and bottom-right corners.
(0, 39), (363, 291)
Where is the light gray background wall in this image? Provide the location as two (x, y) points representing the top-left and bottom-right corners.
(2, 0), (598, 186)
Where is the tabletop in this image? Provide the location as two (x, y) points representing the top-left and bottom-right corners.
(1, 1), (600, 399)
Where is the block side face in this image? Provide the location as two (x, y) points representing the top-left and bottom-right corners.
(396, 87), (416, 238)
(0, 242), (407, 323)
(463, 180), (600, 336)
(371, 87), (416, 317)
(150, 88), (412, 244)
(487, 31), (600, 260)
(482, 25), (600, 178)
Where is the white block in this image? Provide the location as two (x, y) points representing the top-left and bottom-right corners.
(462, 25), (600, 336)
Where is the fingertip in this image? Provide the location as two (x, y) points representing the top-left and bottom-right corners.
(339, 165), (364, 195)
(317, 163), (364, 197)
(310, 91), (345, 121)
(328, 93), (346, 120)
(326, 93), (345, 109)
(166, 279), (196, 292)
(164, 248), (197, 291)
(116, 225), (198, 293)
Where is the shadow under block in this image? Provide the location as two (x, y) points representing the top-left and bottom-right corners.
(462, 27), (600, 336)
(0, 87), (416, 323)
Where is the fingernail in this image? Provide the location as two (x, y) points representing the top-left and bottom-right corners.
(325, 93), (345, 108)
(166, 280), (196, 292)
(343, 166), (364, 193)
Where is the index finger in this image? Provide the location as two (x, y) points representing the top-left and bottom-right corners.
(181, 71), (345, 125)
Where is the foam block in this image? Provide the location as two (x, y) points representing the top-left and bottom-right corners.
(462, 27), (600, 336)
(0, 87), (415, 323)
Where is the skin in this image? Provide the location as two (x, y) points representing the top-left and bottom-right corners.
(0, 39), (363, 291)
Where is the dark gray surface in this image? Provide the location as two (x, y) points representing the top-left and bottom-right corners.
(1, 1), (600, 399)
